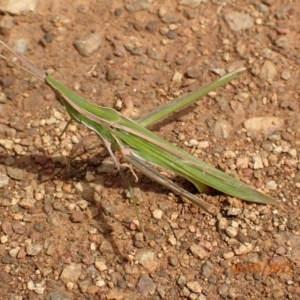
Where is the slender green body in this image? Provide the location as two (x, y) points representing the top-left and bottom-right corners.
(0, 38), (277, 215)
(46, 76), (277, 215)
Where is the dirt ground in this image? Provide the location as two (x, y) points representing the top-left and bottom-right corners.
(0, 0), (299, 299)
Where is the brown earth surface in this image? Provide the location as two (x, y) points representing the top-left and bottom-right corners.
(0, 0), (299, 299)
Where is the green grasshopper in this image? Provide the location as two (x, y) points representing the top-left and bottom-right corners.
(0, 40), (277, 216)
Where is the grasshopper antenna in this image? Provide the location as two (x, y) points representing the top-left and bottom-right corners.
(0, 39), (46, 82)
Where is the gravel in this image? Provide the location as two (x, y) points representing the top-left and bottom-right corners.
(0, 0), (299, 299)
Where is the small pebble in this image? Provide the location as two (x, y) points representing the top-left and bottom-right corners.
(0, 173), (9, 188)
(227, 208), (242, 216)
(186, 281), (202, 293)
(253, 156), (263, 169)
(12, 39), (28, 55)
(225, 226), (238, 238)
(152, 209), (163, 220)
(74, 33), (102, 57)
(265, 180), (277, 190)
(190, 244), (207, 259)
(223, 252), (235, 259)
(166, 30), (177, 39)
